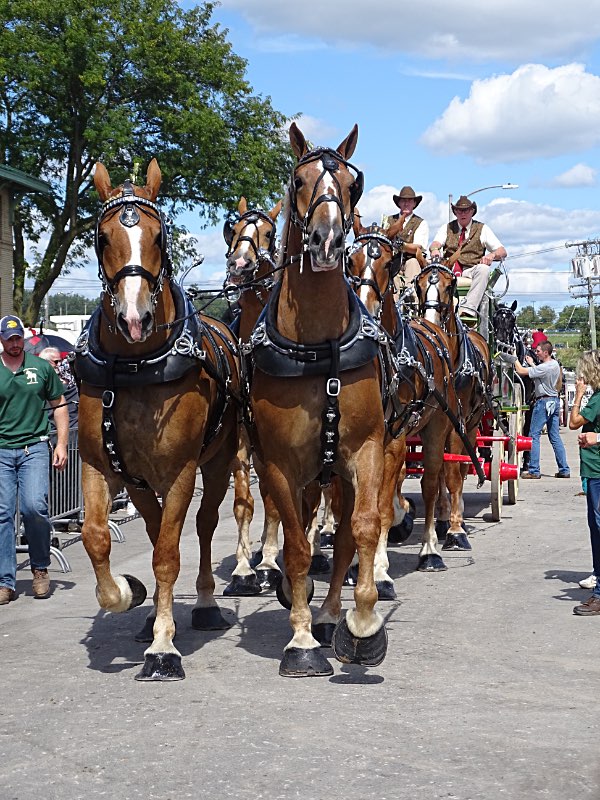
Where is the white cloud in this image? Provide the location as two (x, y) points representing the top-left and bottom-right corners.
(219, 0), (600, 62)
(285, 114), (339, 143)
(550, 163), (598, 188)
(421, 64), (600, 163)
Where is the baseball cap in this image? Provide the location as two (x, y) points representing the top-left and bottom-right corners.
(0, 315), (25, 339)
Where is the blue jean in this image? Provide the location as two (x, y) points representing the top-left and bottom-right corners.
(586, 479), (600, 597)
(527, 397), (569, 476)
(0, 442), (51, 590)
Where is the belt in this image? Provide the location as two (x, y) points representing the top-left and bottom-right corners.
(535, 395), (558, 401)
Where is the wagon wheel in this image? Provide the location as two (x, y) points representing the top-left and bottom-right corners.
(506, 384), (524, 505)
(490, 439), (503, 521)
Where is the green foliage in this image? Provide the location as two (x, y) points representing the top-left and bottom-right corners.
(537, 305), (556, 326)
(0, 0), (293, 324)
(516, 305), (536, 328)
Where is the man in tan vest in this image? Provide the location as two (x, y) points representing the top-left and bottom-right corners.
(383, 186), (429, 293)
(429, 195), (507, 320)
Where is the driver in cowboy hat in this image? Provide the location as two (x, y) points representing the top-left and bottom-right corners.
(430, 195), (507, 320)
(383, 186), (429, 293)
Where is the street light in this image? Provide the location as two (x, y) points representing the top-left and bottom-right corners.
(448, 183), (518, 220)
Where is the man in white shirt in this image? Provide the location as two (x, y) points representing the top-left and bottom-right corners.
(429, 195), (507, 320)
(384, 186), (429, 292)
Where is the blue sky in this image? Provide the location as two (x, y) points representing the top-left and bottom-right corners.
(53, 0), (600, 313)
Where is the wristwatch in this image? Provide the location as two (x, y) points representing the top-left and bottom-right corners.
(596, 432), (600, 444)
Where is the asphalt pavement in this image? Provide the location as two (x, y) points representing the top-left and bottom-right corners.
(1, 427), (598, 800)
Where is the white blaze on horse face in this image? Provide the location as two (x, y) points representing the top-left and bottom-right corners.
(424, 281), (441, 325)
(358, 261), (378, 315)
(233, 222), (259, 270)
(321, 168), (337, 258)
(121, 224), (145, 341)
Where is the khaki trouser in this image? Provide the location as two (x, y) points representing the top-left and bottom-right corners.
(393, 256), (422, 295)
(457, 263), (491, 313)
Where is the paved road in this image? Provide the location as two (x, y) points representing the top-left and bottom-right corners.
(1, 429), (597, 800)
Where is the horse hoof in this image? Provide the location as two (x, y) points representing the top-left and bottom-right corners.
(134, 653), (185, 681)
(388, 514), (413, 544)
(417, 554), (447, 572)
(312, 622), (336, 647)
(434, 520), (450, 539)
(249, 549), (263, 569)
(191, 606), (232, 631)
(442, 532), (472, 551)
(275, 576), (314, 610)
(309, 554), (330, 574)
(343, 563), (359, 586)
(320, 532), (335, 548)
(332, 618), (388, 667)
(223, 573), (262, 596)
(376, 580), (397, 601)
(279, 647), (333, 677)
(122, 574), (147, 610)
(256, 568), (282, 591)
(134, 616), (156, 643)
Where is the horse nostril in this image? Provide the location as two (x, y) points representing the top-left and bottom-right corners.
(333, 231), (343, 250)
(141, 311), (152, 330)
(310, 230), (322, 247)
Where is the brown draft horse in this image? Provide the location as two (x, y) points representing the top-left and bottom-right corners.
(75, 160), (241, 681)
(348, 218), (462, 586)
(221, 196), (284, 595)
(414, 261), (491, 543)
(249, 123), (388, 677)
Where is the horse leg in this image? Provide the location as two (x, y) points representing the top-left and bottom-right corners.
(319, 483), (336, 546)
(266, 464), (333, 677)
(416, 427), (447, 571)
(441, 429), (472, 551)
(135, 463), (201, 682)
(252, 456), (282, 590)
(373, 438), (406, 601)
(331, 447), (388, 667)
(305, 481), (330, 574)
(388, 439), (415, 544)
(224, 429), (261, 597)
(81, 464), (148, 615)
(191, 450), (236, 632)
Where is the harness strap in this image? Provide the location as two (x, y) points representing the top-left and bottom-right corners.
(319, 339), (341, 488)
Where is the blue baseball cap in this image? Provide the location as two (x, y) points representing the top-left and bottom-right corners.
(0, 315), (25, 339)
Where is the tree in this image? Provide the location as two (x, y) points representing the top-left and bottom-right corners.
(516, 305), (536, 328)
(537, 305), (556, 327)
(0, 0), (293, 324)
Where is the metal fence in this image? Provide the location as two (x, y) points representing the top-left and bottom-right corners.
(17, 427), (131, 574)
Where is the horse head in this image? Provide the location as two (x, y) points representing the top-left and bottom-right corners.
(347, 217), (396, 320)
(224, 196), (282, 282)
(414, 262), (457, 327)
(287, 122), (363, 271)
(93, 159), (171, 344)
(492, 300), (519, 352)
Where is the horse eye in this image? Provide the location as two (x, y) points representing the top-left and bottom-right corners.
(294, 177), (303, 191)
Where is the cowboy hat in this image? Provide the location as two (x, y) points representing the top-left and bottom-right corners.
(393, 186), (422, 209)
(451, 195), (477, 214)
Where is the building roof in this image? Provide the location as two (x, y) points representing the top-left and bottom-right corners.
(0, 164), (52, 195)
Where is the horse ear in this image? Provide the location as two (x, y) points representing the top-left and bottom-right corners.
(352, 208), (364, 237)
(289, 122), (308, 159)
(145, 159), (161, 201)
(270, 199), (283, 220)
(511, 300), (518, 311)
(94, 163), (112, 202)
(337, 124), (359, 160)
(238, 196), (247, 215)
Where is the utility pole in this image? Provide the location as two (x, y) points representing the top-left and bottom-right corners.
(567, 239), (600, 350)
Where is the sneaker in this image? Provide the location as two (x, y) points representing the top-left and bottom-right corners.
(31, 568), (50, 598)
(0, 587), (16, 605)
(555, 472), (571, 478)
(579, 574), (597, 590)
(521, 472), (541, 480)
(126, 501), (136, 515)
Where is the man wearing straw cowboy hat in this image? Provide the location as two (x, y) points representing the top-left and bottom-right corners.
(383, 185), (429, 292)
(430, 194), (507, 321)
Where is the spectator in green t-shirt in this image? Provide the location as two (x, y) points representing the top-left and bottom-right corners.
(569, 351), (600, 615)
(0, 316), (68, 605)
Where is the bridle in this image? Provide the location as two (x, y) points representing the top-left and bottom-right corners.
(347, 228), (394, 316)
(94, 179), (173, 308)
(223, 209), (277, 273)
(288, 147), (364, 251)
(415, 262), (457, 324)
